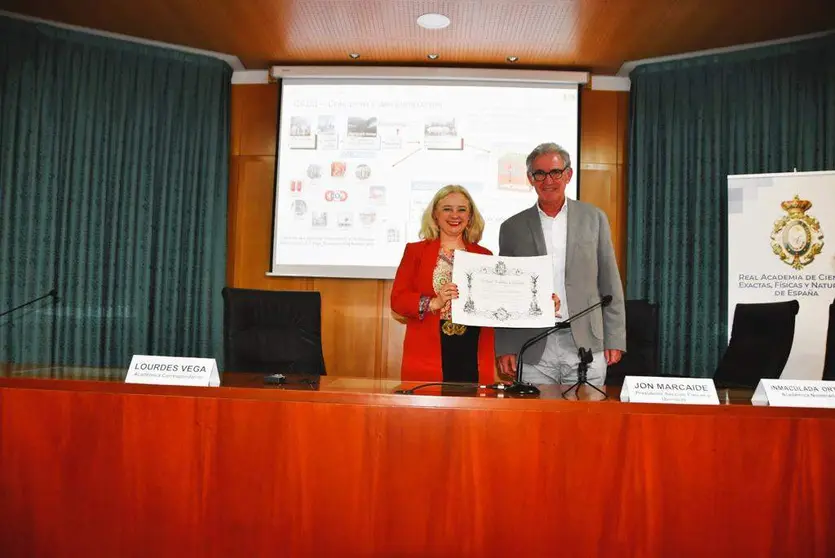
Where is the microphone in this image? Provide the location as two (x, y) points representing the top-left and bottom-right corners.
(498, 295), (613, 396)
(0, 289), (59, 320)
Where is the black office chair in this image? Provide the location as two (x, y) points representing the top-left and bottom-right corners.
(823, 298), (835, 381)
(605, 299), (660, 386)
(713, 300), (799, 389)
(221, 287), (326, 375)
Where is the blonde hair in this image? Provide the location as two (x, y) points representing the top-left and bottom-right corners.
(419, 184), (485, 243)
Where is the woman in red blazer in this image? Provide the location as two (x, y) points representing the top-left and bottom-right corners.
(391, 185), (496, 385)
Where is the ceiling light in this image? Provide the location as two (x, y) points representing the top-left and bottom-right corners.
(506, 56), (519, 63)
(427, 53), (440, 60)
(348, 53), (360, 59)
(417, 13), (451, 29)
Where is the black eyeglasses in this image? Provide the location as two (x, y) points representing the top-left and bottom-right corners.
(529, 166), (570, 182)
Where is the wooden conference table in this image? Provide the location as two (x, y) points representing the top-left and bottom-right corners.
(1, 364), (834, 557)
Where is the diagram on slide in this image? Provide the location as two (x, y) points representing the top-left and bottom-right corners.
(273, 81), (579, 277)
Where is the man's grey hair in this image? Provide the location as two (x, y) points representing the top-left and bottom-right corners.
(526, 143), (572, 173)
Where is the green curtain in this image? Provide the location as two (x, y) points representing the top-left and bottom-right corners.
(0, 16), (231, 368)
(627, 35), (835, 377)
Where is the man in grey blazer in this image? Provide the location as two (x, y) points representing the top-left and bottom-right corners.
(495, 142), (626, 386)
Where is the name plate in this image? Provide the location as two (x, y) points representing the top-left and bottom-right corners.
(752, 379), (835, 408)
(621, 376), (719, 405)
(126, 355), (220, 387)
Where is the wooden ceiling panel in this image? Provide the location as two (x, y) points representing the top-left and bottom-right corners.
(281, 1), (579, 63)
(1, 0), (833, 73)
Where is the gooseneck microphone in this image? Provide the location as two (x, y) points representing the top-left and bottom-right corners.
(0, 289), (59, 319)
(498, 295), (613, 396)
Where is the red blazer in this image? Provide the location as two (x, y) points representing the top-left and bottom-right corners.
(391, 238), (496, 384)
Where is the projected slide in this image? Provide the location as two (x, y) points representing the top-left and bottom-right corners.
(272, 78), (579, 279)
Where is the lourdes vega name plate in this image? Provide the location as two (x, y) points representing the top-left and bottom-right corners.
(125, 354), (220, 387)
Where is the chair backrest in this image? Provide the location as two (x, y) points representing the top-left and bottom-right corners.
(824, 299), (835, 381)
(714, 300), (799, 388)
(222, 287), (326, 375)
(605, 299), (660, 386)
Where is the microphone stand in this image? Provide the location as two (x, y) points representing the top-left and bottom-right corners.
(562, 347), (608, 400)
(501, 322), (570, 396)
(499, 295), (614, 397)
(1, 289), (59, 368)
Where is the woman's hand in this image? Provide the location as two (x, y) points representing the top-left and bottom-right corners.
(430, 282), (459, 312)
(553, 293), (562, 318)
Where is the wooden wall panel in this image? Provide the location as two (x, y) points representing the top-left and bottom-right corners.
(227, 157), (277, 289)
(578, 164), (625, 279)
(313, 278), (383, 377)
(226, 156), (240, 286)
(228, 84), (308, 292)
(227, 84), (629, 378)
(381, 282), (407, 380)
(579, 88), (629, 282)
(617, 91), (630, 167)
(579, 89), (620, 165)
(231, 84), (278, 158)
(617, 91), (630, 280)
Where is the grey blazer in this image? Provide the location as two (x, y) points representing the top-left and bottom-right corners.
(494, 200), (626, 364)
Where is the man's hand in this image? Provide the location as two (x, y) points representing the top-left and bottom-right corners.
(496, 354), (517, 380)
(604, 349), (623, 365)
(552, 293), (562, 318)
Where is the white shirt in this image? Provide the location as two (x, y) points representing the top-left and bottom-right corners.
(537, 200), (569, 319)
